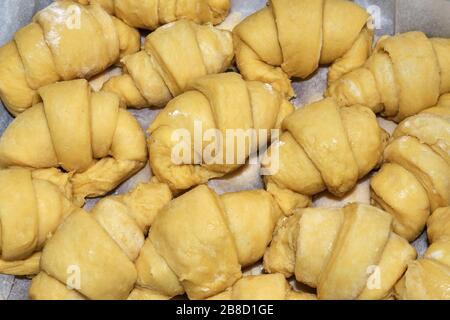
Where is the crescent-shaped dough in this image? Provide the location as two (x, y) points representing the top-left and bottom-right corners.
(233, 0), (372, 98)
(327, 32), (450, 122)
(0, 79), (148, 203)
(147, 72), (294, 192)
(264, 204), (416, 300)
(0, 168), (75, 275)
(371, 100), (450, 241)
(0, 0), (140, 115)
(102, 20), (234, 109)
(76, 0), (230, 30)
(395, 207), (450, 300)
(263, 98), (386, 215)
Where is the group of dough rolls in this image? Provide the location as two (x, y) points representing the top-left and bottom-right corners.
(76, 0), (231, 30)
(262, 97), (387, 215)
(25, 188), (450, 300)
(0, 79), (148, 203)
(102, 19), (234, 109)
(148, 72), (294, 192)
(29, 185), (289, 300)
(0, 0), (448, 302)
(233, 0), (373, 98)
(29, 181), (172, 300)
(0, 0), (140, 115)
(327, 32), (450, 122)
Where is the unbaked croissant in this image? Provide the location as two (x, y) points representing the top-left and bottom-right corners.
(264, 203), (417, 300)
(29, 185), (281, 300)
(134, 185), (282, 300)
(0, 0), (140, 116)
(371, 98), (450, 241)
(29, 181), (173, 300)
(0, 79), (147, 203)
(233, 0), (372, 98)
(76, 0), (230, 30)
(0, 167), (76, 276)
(327, 32), (450, 122)
(262, 98), (387, 215)
(395, 207), (450, 300)
(148, 72), (294, 192)
(207, 274), (316, 300)
(102, 20), (234, 109)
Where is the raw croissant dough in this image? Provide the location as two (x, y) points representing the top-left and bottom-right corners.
(208, 274), (316, 300)
(76, 0), (230, 30)
(371, 96), (450, 241)
(139, 186), (283, 299)
(0, 79), (147, 203)
(29, 185), (282, 300)
(148, 72), (294, 192)
(395, 207), (450, 300)
(263, 98), (387, 215)
(0, 168), (76, 276)
(29, 181), (173, 300)
(233, 0), (372, 98)
(0, 0), (140, 115)
(102, 20), (234, 108)
(327, 32), (450, 122)
(264, 203), (416, 300)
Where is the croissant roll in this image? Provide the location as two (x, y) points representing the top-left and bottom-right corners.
(395, 207), (450, 300)
(233, 0), (372, 98)
(136, 185), (282, 299)
(0, 0), (140, 116)
(76, 0), (230, 30)
(29, 182), (172, 300)
(0, 79), (148, 203)
(0, 168), (76, 276)
(370, 102), (450, 241)
(207, 274), (317, 300)
(262, 98), (387, 215)
(264, 204), (416, 300)
(327, 32), (450, 122)
(102, 20), (234, 109)
(147, 72), (294, 192)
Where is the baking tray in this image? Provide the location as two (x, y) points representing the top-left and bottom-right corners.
(1, 0), (450, 300)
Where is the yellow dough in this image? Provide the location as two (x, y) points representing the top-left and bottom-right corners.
(208, 274), (316, 300)
(76, 0), (230, 30)
(327, 32), (450, 122)
(0, 0), (140, 115)
(102, 20), (234, 108)
(29, 184), (281, 300)
(138, 185), (282, 299)
(0, 79), (147, 203)
(263, 98), (387, 215)
(0, 168), (76, 276)
(264, 204), (416, 300)
(29, 181), (172, 300)
(395, 207), (450, 300)
(371, 101), (450, 241)
(147, 72), (294, 192)
(233, 0), (372, 98)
